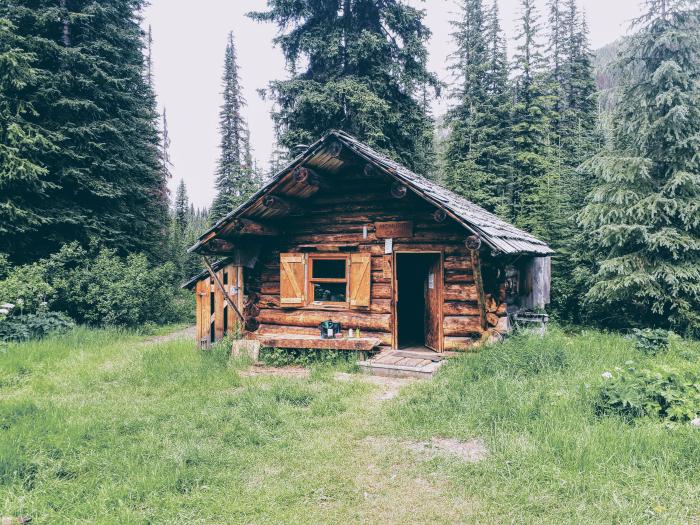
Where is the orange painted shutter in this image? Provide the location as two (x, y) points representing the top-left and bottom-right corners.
(280, 253), (306, 307)
(349, 253), (371, 308)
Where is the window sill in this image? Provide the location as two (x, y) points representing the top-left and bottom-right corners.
(302, 302), (350, 311)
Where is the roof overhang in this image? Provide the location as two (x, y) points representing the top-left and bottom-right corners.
(188, 130), (554, 257)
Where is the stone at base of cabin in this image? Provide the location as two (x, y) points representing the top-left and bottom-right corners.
(478, 329), (504, 346)
(495, 316), (509, 334)
(231, 339), (261, 362)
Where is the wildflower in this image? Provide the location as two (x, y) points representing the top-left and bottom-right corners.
(1, 303), (14, 310)
(601, 371), (613, 380)
(0, 308), (9, 316)
(691, 418), (700, 428)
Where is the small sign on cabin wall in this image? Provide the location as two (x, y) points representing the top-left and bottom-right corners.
(375, 221), (413, 239)
(384, 238), (393, 254)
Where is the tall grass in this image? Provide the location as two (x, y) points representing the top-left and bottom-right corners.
(1, 326), (699, 523)
(383, 327), (700, 523)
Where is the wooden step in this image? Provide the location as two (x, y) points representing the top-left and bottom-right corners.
(357, 350), (445, 379)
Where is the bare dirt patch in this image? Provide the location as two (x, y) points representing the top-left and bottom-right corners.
(334, 372), (416, 400)
(144, 325), (196, 345)
(352, 436), (478, 523)
(239, 363), (310, 378)
(363, 435), (488, 463)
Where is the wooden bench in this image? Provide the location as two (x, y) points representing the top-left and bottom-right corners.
(256, 334), (382, 351)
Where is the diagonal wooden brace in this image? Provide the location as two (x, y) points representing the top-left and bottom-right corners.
(202, 255), (245, 323)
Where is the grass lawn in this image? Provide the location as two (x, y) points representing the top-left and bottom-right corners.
(1, 326), (699, 524)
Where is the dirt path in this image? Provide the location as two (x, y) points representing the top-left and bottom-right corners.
(143, 325), (196, 345)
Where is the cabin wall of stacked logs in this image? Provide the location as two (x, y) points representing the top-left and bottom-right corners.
(238, 169), (511, 351)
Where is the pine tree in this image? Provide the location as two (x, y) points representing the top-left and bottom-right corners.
(161, 108), (173, 184)
(1, 0), (168, 262)
(174, 179), (189, 230)
(443, 0), (514, 214)
(0, 19), (57, 260)
(543, 1), (600, 321)
(580, 0), (700, 333)
(210, 31), (258, 223)
(510, 0), (557, 237)
(248, 0), (440, 175)
(443, 0), (489, 201)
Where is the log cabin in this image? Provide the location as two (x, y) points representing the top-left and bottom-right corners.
(185, 131), (553, 353)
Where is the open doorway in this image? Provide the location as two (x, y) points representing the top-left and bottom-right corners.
(394, 252), (442, 352)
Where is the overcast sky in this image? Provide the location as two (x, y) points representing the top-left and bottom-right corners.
(143, 0), (645, 208)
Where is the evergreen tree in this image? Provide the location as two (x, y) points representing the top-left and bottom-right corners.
(174, 179), (189, 230)
(210, 31), (257, 223)
(580, 0), (700, 333)
(161, 108), (173, 185)
(248, 0), (440, 175)
(0, 19), (57, 259)
(443, 0), (514, 214)
(1, 0), (168, 263)
(544, 1), (600, 321)
(443, 0), (489, 201)
(510, 0), (557, 237)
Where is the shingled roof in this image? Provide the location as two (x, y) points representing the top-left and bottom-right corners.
(190, 130), (553, 256)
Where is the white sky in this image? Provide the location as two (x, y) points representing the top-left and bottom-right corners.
(143, 0), (645, 208)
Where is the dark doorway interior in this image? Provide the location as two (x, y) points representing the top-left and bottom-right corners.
(396, 253), (436, 350)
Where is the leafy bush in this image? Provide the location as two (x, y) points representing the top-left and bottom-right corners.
(596, 364), (700, 422)
(0, 311), (75, 343)
(629, 328), (671, 355)
(0, 262), (54, 314)
(52, 249), (181, 326)
(0, 243), (190, 331)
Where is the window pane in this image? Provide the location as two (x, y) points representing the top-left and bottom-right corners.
(312, 259), (346, 279)
(313, 282), (347, 302)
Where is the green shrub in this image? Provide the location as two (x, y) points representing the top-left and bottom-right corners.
(629, 328), (671, 355)
(0, 311), (75, 342)
(0, 243), (190, 331)
(596, 364), (700, 422)
(0, 262), (54, 314)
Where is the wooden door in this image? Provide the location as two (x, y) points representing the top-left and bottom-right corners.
(424, 255), (442, 352)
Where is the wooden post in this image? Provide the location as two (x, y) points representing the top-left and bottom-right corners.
(466, 235), (488, 331)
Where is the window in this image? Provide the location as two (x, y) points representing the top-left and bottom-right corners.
(308, 256), (348, 304)
(279, 252), (371, 309)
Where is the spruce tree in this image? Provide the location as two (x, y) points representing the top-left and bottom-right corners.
(1, 0), (168, 262)
(248, 0), (439, 175)
(174, 179), (189, 230)
(444, 0), (514, 214)
(443, 0), (489, 202)
(580, 0), (700, 333)
(210, 32), (257, 223)
(0, 19), (57, 260)
(510, 0), (557, 237)
(544, 1), (600, 321)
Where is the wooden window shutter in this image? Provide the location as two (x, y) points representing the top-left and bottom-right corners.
(349, 253), (371, 308)
(280, 253), (306, 307)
